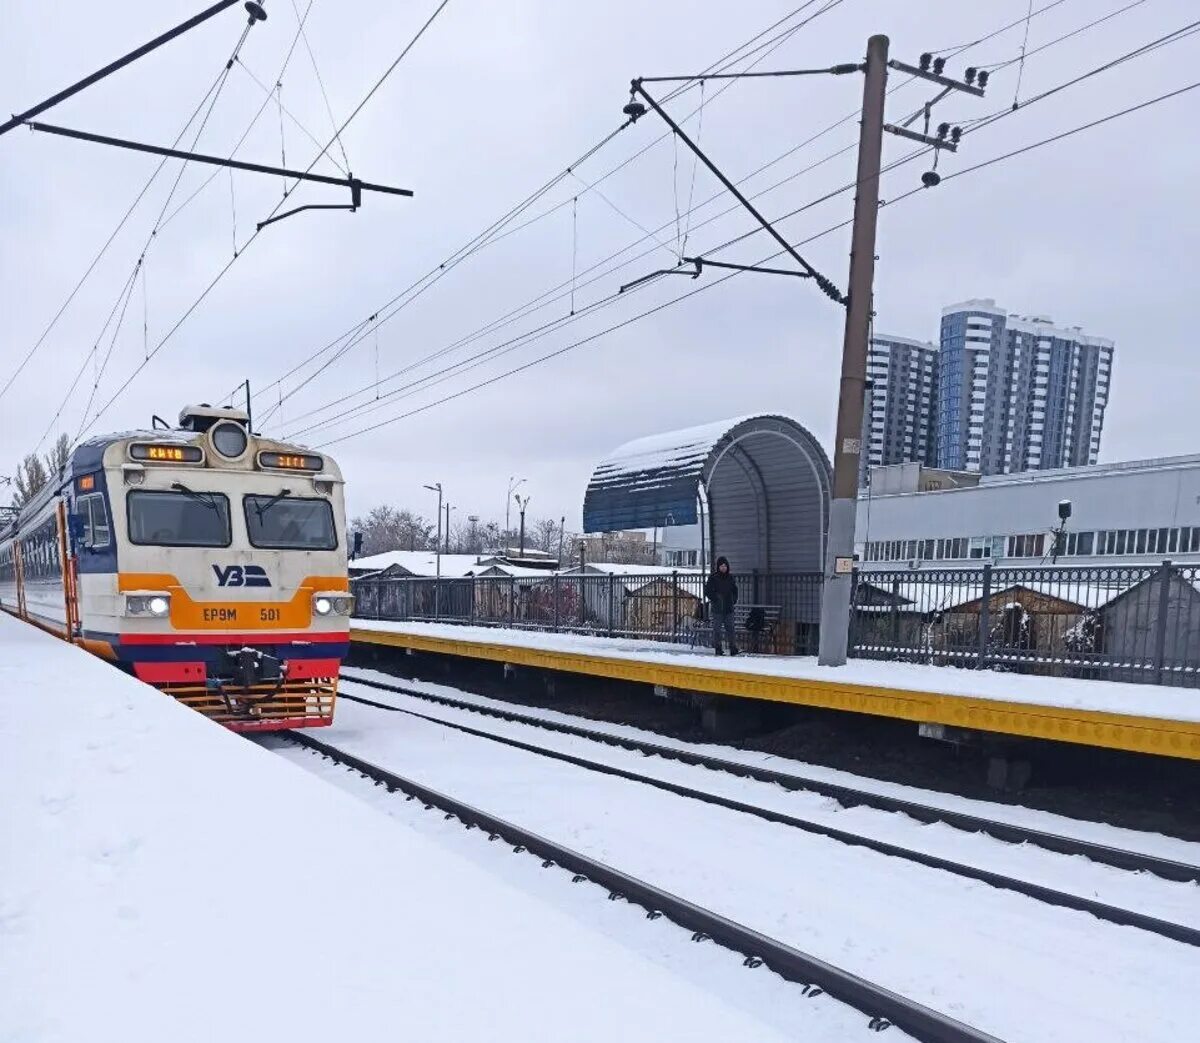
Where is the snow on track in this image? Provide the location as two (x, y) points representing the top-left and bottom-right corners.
(337, 677), (1200, 928)
(0, 613), (893, 1043)
(310, 695), (1200, 1043)
(345, 665), (1200, 866)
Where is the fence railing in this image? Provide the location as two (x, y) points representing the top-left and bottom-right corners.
(850, 561), (1200, 687)
(351, 562), (1200, 686)
(351, 570), (824, 654)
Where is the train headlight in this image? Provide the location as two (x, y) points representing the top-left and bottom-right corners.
(126, 593), (172, 618)
(312, 594), (354, 616)
(211, 421), (249, 460)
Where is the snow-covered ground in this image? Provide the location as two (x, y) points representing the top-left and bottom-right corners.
(353, 619), (1200, 722)
(344, 666), (1200, 865)
(288, 692), (1200, 1043)
(0, 613), (915, 1043)
(336, 675), (1200, 924)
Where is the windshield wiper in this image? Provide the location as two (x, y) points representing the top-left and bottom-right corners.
(255, 488), (292, 520)
(171, 482), (220, 512)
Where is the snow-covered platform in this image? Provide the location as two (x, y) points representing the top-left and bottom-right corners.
(0, 613), (876, 1042)
(352, 620), (1200, 760)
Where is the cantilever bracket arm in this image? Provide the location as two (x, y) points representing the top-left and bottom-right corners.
(626, 79), (846, 305)
(686, 257), (813, 279)
(20, 121), (412, 201)
(258, 179), (364, 231)
(0, 0), (254, 140)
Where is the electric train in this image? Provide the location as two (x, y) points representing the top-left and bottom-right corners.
(0, 405), (351, 732)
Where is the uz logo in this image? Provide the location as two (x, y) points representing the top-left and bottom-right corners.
(213, 564), (271, 588)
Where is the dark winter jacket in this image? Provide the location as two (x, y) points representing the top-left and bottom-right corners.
(704, 557), (739, 616)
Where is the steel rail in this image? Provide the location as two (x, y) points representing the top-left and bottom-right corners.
(281, 729), (1004, 1043)
(336, 679), (1200, 948)
(340, 670), (1200, 885)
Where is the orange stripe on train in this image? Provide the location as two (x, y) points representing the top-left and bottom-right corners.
(116, 573), (349, 631)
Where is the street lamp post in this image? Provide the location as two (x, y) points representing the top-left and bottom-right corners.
(514, 493), (531, 557)
(424, 482), (443, 619)
(505, 476), (526, 540)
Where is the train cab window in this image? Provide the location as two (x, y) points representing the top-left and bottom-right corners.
(128, 490), (231, 547)
(77, 494), (111, 549)
(244, 496), (336, 550)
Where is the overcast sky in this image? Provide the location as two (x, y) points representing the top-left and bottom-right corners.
(2, 0), (1197, 530)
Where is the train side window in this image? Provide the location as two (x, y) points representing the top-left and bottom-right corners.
(78, 494), (111, 549)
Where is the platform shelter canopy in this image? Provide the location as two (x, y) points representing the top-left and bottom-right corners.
(583, 414), (832, 572)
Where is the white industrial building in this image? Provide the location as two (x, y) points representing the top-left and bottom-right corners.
(856, 454), (1200, 570)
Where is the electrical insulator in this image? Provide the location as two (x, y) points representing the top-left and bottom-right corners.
(937, 122), (949, 139)
(965, 67), (977, 85)
(978, 70), (990, 88)
(932, 57), (946, 75)
(921, 170), (941, 188)
(951, 126), (962, 144)
(919, 52), (932, 71)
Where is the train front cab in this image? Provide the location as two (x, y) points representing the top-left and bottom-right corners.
(70, 416), (350, 732)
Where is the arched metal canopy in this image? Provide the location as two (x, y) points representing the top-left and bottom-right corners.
(583, 414), (832, 572)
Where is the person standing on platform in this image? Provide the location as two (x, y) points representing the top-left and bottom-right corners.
(704, 556), (739, 656)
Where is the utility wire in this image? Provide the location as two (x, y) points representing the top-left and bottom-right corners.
(289, 0), (352, 171)
(252, 0), (846, 420)
(0, 65), (227, 404)
(28, 16), (260, 453)
(79, 0), (455, 438)
(262, 0), (1111, 425)
(280, 9), (1164, 441)
(295, 24), (1194, 442)
(316, 77), (1199, 449)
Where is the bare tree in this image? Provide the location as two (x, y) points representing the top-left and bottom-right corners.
(12, 453), (49, 508)
(350, 505), (436, 556)
(45, 433), (70, 477)
(531, 517), (559, 554)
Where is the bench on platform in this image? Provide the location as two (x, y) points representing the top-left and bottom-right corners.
(689, 603), (782, 652)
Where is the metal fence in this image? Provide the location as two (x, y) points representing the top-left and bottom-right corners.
(351, 562), (1200, 686)
(850, 561), (1200, 687)
(352, 570), (824, 654)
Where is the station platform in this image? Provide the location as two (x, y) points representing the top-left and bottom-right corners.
(0, 613), (825, 1043)
(352, 620), (1200, 761)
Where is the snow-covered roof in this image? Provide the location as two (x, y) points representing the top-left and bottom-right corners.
(349, 551), (492, 578)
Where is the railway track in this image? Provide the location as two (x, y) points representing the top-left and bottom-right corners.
(338, 671), (1200, 948)
(281, 728), (1003, 1043)
(341, 669), (1200, 884)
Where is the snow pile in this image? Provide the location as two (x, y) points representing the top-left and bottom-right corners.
(0, 614), (852, 1042)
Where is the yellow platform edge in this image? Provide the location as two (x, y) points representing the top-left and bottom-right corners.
(350, 627), (1200, 762)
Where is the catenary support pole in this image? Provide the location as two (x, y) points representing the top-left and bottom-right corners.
(818, 34), (889, 666)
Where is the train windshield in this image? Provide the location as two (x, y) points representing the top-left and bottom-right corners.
(244, 495), (337, 550)
(128, 490), (232, 547)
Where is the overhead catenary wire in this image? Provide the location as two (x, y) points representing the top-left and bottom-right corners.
(78, 0), (456, 440)
(27, 14), (264, 454)
(313, 76), (1200, 450)
(287, 8), (1187, 440)
(0, 58), (232, 405)
(248, 0), (849, 418)
(294, 19), (1198, 442)
(289, 0), (352, 172)
(1012, 0), (1038, 107)
(259, 0), (1122, 432)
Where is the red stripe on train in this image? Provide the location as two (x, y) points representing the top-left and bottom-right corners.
(118, 632), (349, 646)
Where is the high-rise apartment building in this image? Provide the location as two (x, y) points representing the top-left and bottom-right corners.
(936, 299), (1113, 475)
(861, 334), (939, 484)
